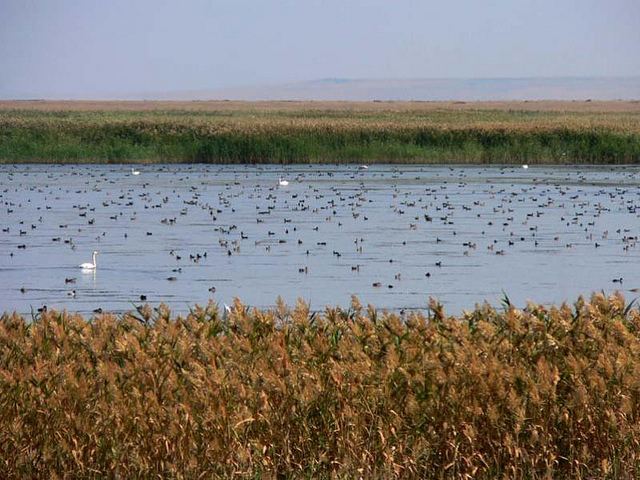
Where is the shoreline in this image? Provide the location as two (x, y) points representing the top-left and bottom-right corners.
(1, 100), (639, 163)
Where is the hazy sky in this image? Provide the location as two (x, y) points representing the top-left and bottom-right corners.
(1, 0), (639, 98)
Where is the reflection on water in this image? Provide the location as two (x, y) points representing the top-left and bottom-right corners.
(1, 163), (640, 315)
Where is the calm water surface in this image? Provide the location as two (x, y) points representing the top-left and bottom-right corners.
(2, 164), (640, 316)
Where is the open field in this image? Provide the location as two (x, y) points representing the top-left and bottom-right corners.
(1, 292), (640, 478)
(3, 99), (640, 112)
(1, 100), (639, 163)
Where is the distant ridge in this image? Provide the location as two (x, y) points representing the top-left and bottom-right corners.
(140, 77), (640, 102)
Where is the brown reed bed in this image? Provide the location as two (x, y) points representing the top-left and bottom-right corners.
(1, 292), (640, 478)
(1, 102), (639, 163)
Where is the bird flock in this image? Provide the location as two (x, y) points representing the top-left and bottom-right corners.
(2, 164), (640, 315)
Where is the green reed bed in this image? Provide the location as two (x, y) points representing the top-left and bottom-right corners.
(1, 292), (640, 478)
(1, 107), (639, 163)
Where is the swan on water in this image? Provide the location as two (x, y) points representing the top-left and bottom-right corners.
(79, 251), (98, 269)
(278, 177), (289, 186)
(522, 164), (529, 169)
(131, 168), (141, 176)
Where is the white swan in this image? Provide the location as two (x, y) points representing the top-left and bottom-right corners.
(278, 177), (289, 186)
(131, 168), (140, 176)
(522, 164), (529, 169)
(79, 251), (98, 269)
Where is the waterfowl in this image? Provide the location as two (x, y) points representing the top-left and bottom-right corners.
(79, 251), (98, 269)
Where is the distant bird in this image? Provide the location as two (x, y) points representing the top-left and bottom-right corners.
(359, 165), (369, 170)
(131, 168), (141, 176)
(522, 164), (529, 169)
(79, 251), (98, 270)
(278, 177), (289, 186)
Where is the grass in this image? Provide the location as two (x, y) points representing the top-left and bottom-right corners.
(1, 100), (640, 163)
(2, 292), (640, 478)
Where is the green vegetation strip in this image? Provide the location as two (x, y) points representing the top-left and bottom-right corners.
(1, 293), (640, 477)
(1, 107), (639, 163)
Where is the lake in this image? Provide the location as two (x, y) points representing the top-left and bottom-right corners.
(1, 164), (639, 316)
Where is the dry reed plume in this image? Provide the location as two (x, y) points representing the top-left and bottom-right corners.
(1, 293), (640, 478)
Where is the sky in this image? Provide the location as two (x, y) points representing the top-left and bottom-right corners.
(1, 0), (639, 98)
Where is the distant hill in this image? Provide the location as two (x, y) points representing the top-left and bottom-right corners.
(142, 77), (640, 101)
